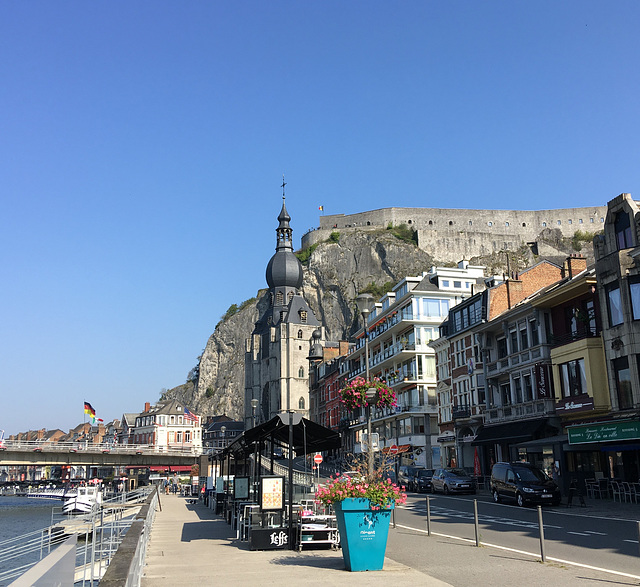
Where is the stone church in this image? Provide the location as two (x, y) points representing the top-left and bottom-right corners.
(244, 198), (321, 427)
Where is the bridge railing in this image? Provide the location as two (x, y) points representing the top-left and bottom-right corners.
(0, 439), (201, 456)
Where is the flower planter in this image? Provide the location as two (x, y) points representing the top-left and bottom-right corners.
(333, 498), (393, 571)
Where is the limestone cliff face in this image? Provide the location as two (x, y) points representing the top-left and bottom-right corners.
(167, 228), (592, 419)
(178, 231), (435, 419)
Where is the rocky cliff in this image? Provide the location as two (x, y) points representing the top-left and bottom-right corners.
(164, 226), (593, 419)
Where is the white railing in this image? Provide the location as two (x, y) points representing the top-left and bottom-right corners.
(0, 439), (201, 456)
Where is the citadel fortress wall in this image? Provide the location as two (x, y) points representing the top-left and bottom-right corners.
(300, 205), (608, 259)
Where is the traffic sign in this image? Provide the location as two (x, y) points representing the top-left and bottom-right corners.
(313, 453), (323, 464)
(389, 444), (398, 454)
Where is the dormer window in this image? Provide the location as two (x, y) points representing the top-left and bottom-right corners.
(299, 310), (307, 323)
(615, 211), (633, 250)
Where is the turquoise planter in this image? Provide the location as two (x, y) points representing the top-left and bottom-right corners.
(333, 498), (393, 571)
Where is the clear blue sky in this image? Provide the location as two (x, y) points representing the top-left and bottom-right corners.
(2, 2), (639, 436)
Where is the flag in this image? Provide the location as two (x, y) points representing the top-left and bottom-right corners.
(84, 402), (96, 418)
(184, 407), (198, 423)
(318, 205), (324, 211)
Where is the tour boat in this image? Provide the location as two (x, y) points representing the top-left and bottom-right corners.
(62, 485), (103, 514)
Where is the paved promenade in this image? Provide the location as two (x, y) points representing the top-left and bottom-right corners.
(142, 493), (640, 587)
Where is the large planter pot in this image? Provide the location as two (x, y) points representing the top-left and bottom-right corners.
(333, 498), (393, 571)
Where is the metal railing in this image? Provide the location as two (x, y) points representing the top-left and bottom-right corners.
(0, 486), (154, 586)
(0, 439), (201, 456)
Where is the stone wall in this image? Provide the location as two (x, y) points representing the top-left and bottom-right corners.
(301, 205), (607, 259)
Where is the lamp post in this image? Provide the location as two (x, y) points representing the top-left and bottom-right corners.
(356, 293), (376, 476)
(251, 398), (259, 429)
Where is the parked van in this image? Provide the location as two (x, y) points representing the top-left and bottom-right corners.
(490, 462), (561, 507)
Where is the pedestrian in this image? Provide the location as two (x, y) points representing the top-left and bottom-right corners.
(552, 463), (560, 485)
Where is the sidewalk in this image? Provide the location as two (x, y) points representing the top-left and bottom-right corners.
(141, 493), (450, 587)
(141, 493), (640, 587)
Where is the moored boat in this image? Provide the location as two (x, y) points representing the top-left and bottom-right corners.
(62, 485), (102, 514)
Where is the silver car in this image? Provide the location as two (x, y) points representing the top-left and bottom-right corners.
(431, 468), (477, 494)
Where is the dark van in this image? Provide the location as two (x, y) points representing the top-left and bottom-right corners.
(490, 462), (561, 507)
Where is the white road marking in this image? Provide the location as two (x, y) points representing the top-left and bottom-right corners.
(567, 531), (590, 536)
(395, 523), (640, 581)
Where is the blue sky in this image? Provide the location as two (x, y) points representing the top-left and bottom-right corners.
(2, 2), (639, 436)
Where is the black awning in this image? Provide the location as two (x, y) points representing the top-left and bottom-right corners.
(222, 414), (341, 457)
(472, 419), (548, 445)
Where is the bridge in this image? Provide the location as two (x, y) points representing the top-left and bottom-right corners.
(0, 439), (199, 467)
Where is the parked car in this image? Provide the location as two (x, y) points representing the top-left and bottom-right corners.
(490, 462), (561, 507)
(431, 468), (477, 494)
(414, 469), (435, 493)
(398, 465), (421, 490)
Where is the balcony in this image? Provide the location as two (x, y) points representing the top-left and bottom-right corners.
(452, 406), (471, 420)
(485, 398), (556, 423)
(549, 328), (600, 349)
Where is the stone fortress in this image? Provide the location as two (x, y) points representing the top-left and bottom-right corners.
(301, 205), (608, 260)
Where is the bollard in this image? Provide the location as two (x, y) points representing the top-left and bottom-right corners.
(392, 506), (396, 529)
(637, 521), (640, 558)
(473, 499), (479, 547)
(426, 495), (431, 536)
(537, 505), (546, 562)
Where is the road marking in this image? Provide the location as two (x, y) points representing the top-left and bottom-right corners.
(583, 531), (607, 535)
(395, 523), (640, 581)
(623, 539), (639, 544)
(567, 531), (590, 536)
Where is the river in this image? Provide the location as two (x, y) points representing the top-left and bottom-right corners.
(0, 495), (62, 585)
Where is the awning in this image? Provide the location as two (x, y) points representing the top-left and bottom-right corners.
(472, 420), (549, 445)
(515, 435), (569, 453)
(381, 444), (411, 454)
(220, 414), (341, 458)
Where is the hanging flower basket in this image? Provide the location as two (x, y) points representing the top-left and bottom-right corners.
(339, 377), (397, 411)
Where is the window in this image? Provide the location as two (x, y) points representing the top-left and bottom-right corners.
(276, 292), (284, 305)
(523, 373), (533, 402)
(630, 277), (640, 320)
(500, 383), (511, 406)
(520, 327), (528, 350)
(497, 338), (508, 359)
(297, 329), (303, 338)
(513, 377), (523, 403)
(505, 221), (509, 227)
(568, 219), (572, 224)
(612, 356), (633, 409)
(615, 212), (633, 249)
(559, 358), (587, 397)
(606, 284), (624, 326)
(530, 320), (539, 346)
(453, 281), (461, 288)
(488, 221), (493, 227)
(510, 330), (518, 353)
(298, 397), (305, 409)
(298, 366), (304, 378)
(542, 222), (547, 227)
(299, 310), (307, 323)
(442, 280), (449, 287)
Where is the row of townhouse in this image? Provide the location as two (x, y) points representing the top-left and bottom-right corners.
(310, 194), (640, 493)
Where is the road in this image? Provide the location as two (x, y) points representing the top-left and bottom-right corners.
(394, 492), (640, 578)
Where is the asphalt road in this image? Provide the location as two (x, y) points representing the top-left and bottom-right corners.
(393, 492), (640, 579)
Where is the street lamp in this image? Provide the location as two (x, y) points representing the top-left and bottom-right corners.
(251, 398), (259, 429)
(220, 426), (226, 449)
(355, 293), (377, 476)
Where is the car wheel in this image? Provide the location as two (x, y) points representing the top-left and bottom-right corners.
(443, 484), (450, 495)
(492, 489), (501, 503)
(516, 493), (525, 507)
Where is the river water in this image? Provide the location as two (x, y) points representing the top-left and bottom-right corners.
(0, 496), (62, 585)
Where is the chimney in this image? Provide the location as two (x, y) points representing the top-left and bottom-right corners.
(565, 254), (587, 279)
(144, 402), (151, 413)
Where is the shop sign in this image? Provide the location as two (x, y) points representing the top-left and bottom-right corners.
(556, 396), (594, 413)
(535, 363), (552, 399)
(567, 420), (640, 444)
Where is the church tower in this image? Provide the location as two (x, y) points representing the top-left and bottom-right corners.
(244, 194), (321, 427)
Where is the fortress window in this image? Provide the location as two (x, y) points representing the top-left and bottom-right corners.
(449, 220), (453, 226)
(408, 220), (412, 224)
(557, 220), (562, 225)
(590, 218), (594, 223)
(505, 222), (509, 227)
(488, 221), (493, 227)
(522, 223), (526, 227)
(542, 222), (547, 227)
(469, 220), (472, 226)
(579, 219), (583, 224)
(367, 221), (371, 225)
(429, 220), (433, 225)
(601, 218), (604, 222)
(568, 219), (572, 224)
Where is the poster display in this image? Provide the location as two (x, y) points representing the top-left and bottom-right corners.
(234, 476), (250, 500)
(260, 476), (285, 511)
